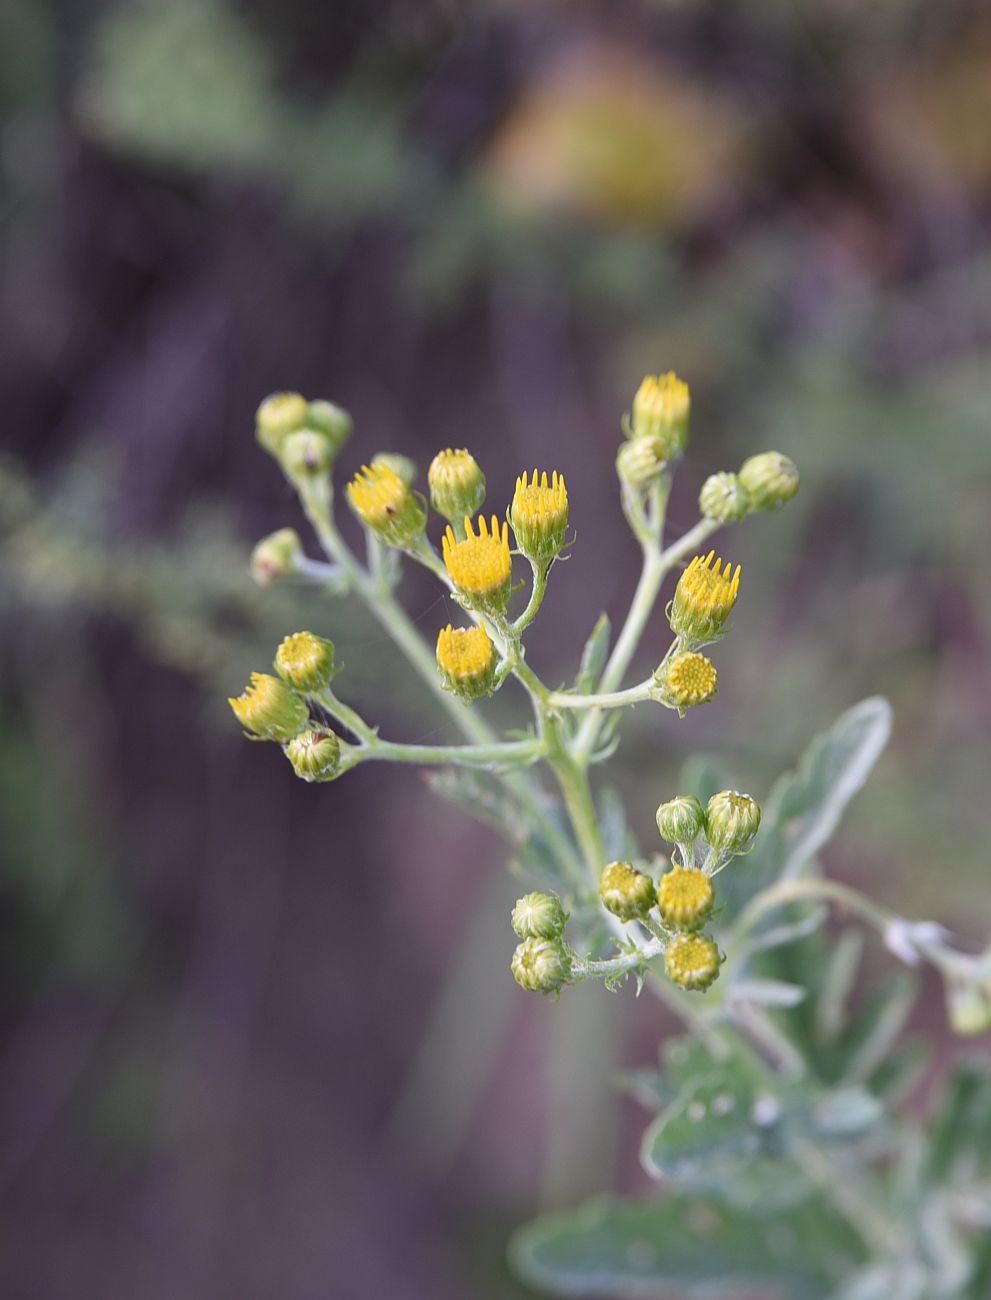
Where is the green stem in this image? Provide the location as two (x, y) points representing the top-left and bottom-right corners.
(548, 681), (654, 711)
(349, 737), (543, 770)
(513, 559), (549, 634)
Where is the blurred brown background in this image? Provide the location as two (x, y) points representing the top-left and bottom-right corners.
(1, 0), (990, 1296)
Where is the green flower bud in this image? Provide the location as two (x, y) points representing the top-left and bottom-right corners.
(371, 452), (418, 488)
(228, 672), (308, 742)
(512, 892), (568, 940)
(428, 449), (486, 524)
(616, 436), (670, 488)
(738, 452), (799, 512)
(664, 933), (722, 991)
(699, 472), (752, 523)
(256, 391), (308, 457)
(274, 631), (336, 694)
(657, 867), (715, 932)
(656, 795), (706, 846)
(511, 937), (571, 995)
(510, 469), (569, 565)
(250, 528), (303, 585)
(628, 372), (690, 455)
(285, 728), (342, 782)
(306, 399), (352, 454)
(945, 977), (991, 1037)
(599, 861), (656, 921)
(281, 428), (335, 481)
(706, 790), (761, 855)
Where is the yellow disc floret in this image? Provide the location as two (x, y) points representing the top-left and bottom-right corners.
(663, 651), (718, 709)
(436, 623), (497, 700)
(510, 469), (569, 563)
(657, 867), (715, 931)
(664, 933), (722, 992)
(347, 462), (426, 547)
(442, 515), (513, 612)
(228, 672), (308, 742)
(274, 631), (336, 694)
(669, 551), (741, 644)
(630, 372), (690, 454)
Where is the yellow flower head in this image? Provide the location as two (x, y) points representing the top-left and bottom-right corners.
(347, 463), (426, 547)
(436, 623), (497, 700)
(274, 631), (336, 694)
(599, 861), (656, 922)
(657, 867), (715, 932)
(664, 932), (722, 992)
(510, 469), (569, 563)
(669, 551), (741, 643)
(228, 672), (308, 742)
(511, 937), (571, 996)
(630, 372), (690, 454)
(442, 515), (513, 611)
(663, 651), (718, 710)
(255, 390), (308, 456)
(428, 448), (486, 523)
(285, 728), (341, 782)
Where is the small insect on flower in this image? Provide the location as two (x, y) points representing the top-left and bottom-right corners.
(442, 515), (513, 613)
(669, 551), (741, 644)
(629, 372), (690, 455)
(510, 470), (569, 564)
(429, 449), (486, 524)
(228, 672), (308, 742)
(657, 867), (715, 932)
(436, 623), (497, 701)
(661, 651), (718, 710)
(511, 937), (571, 995)
(664, 933), (722, 991)
(275, 631), (336, 694)
(347, 462), (426, 548)
(285, 728), (342, 782)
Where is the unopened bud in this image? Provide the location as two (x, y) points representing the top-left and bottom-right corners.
(511, 937), (571, 995)
(274, 631), (336, 694)
(946, 978), (991, 1037)
(705, 790), (761, 855)
(599, 861), (656, 921)
(616, 436), (670, 488)
(285, 728), (342, 782)
(256, 391), (308, 457)
(306, 400), (352, 454)
(656, 794), (706, 846)
(429, 449), (486, 525)
(699, 472), (752, 523)
(250, 528), (303, 585)
(512, 892), (568, 940)
(738, 452), (799, 512)
(281, 428), (335, 481)
(510, 470), (569, 565)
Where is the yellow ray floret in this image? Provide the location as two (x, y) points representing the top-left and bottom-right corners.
(636, 372), (689, 423)
(348, 462), (407, 525)
(511, 469), (569, 561)
(442, 515), (512, 604)
(670, 551), (741, 642)
(347, 462), (426, 546)
(437, 623), (495, 682)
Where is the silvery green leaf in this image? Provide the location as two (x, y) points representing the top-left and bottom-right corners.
(806, 1087), (884, 1139)
(597, 785), (638, 861)
(816, 930), (865, 1044)
(511, 1194), (863, 1298)
(718, 698), (892, 920)
(575, 613), (610, 693)
(730, 977), (808, 1008)
(744, 906), (828, 956)
(842, 972), (916, 1085)
(640, 1075), (761, 1180)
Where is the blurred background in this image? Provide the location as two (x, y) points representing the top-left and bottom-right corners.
(1, 0), (990, 1295)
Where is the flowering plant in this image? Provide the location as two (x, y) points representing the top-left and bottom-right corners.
(231, 376), (991, 1298)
